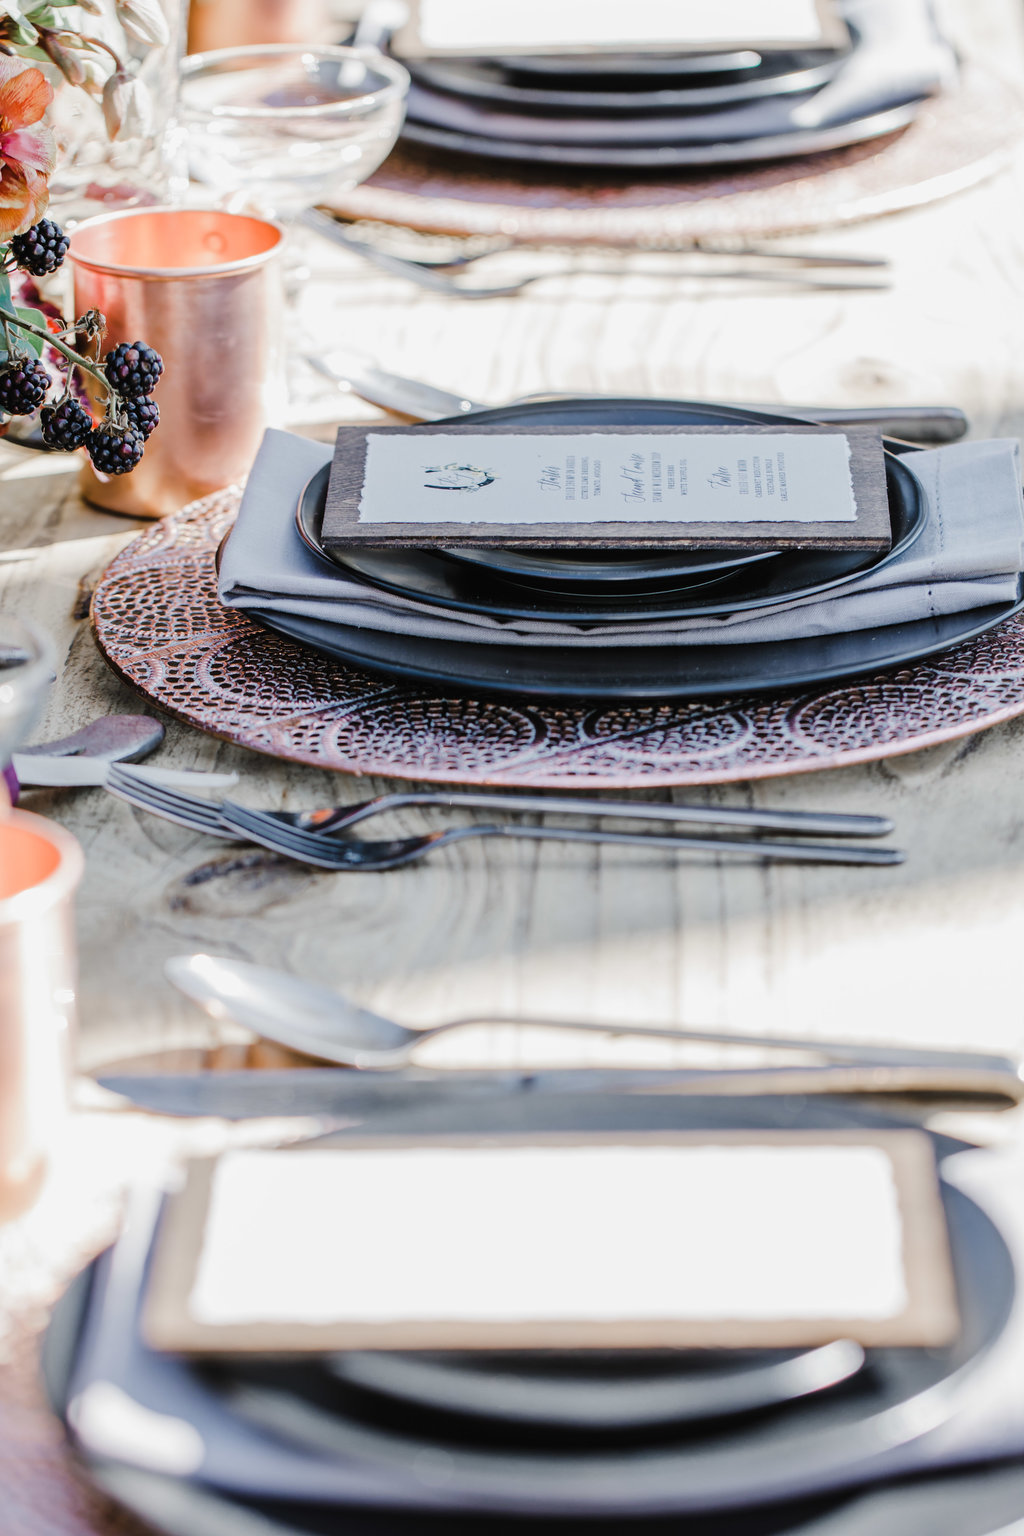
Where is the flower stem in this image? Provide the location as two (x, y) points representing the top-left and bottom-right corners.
(0, 306), (110, 391)
(37, 24), (125, 75)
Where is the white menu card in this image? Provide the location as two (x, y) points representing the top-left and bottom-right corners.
(144, 1131), (958, 1353)
(395, 0), (848, 56)
(322, 424), (891, 552)
(358, 431), (855, 526)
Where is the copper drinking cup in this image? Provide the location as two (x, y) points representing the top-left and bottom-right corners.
(0, 810), (83, 1222)
(69, 208), (286, 518)
(188, 0), (333, 52)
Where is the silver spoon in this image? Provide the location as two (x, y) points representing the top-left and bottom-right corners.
(165, 954), (1024, 1086)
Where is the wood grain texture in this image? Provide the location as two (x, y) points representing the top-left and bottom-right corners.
(5, 2), (1024, 1526)
(3, 0), (1024, 1074)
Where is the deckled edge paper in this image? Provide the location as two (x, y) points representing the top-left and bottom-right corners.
(142, 1129), (959, 1354)
(392, 0), (850, 58)
(322, 424), (891, 552)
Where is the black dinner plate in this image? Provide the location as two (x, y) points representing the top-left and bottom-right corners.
(302, 397), (922, 600)
(294, 445), (921, 623)
(61, 1457), (1024, 1536)
(249, 590), (1024, 702)
(399, 99), (922, 168)
(407, 55), (840, 114)
(48, 1095), (1014, 1523)
(241, 395), (1010, 703)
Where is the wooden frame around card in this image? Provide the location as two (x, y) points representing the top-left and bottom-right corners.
(322, 424), (892, 553)
(390, 0), (850, 60)
(142, 1129), (958, 1355)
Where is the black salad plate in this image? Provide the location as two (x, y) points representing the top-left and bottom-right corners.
(407, 55), (839, 113)
(300, 515), (762, 618)
(294, 445), (921, 623)
(296, 462), (783, 600)
(45, 1094), (1016, 1524)
(399, 99), (921, 168)
(327, 1339), (866, 1434)
(443, 543), (780, 592)
(298, 468), (780, 618)
(394, 400), (817, 593)
(404, 49), (770, 80)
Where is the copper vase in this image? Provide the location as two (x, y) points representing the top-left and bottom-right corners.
(69, 208), (287, 519)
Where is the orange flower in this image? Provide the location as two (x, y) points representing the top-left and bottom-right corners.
(0, 56), (55, 236)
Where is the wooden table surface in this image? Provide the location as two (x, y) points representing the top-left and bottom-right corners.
(5, 0), (1024, 1527)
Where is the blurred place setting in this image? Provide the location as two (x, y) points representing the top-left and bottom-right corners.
(6, 2), (1024, 1536)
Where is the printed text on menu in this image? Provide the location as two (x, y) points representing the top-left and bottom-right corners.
(358, 431), (857, 525)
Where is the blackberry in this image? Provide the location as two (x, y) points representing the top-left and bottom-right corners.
(9, 219), (70, 277)
(87, 422), (145, 475)
(103, 340), (163, 398)
(40, 396), (93, 451)
(0, 356), (50, 416)
(123, 395), (159, 440)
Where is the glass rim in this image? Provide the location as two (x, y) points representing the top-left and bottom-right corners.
(67, 208), (286, 281)
(180, 43), (411, 120)
(0, 809), (84, 927)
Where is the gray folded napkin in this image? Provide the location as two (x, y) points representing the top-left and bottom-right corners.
(218, 428), (1024, 651)
(405, 0), (958, 147)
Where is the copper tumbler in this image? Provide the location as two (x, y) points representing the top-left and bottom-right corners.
(188, 0), (332, 52)
(69, 208), (286, 518)
(0, 810), (82, 1223)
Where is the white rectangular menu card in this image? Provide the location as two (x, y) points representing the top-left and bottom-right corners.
(360, 431), (854, 526)
(323, 424), (891, 551)
(397, 0), (847, 56)
(143, 1131), (958, 1353)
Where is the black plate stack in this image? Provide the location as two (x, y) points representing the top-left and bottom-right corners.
(241, 397), (1024, 702)
(44, 1095), (1024, 1536)
(390, 1), (953, 169)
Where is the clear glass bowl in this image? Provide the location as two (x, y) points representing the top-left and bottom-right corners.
(179, 44), (410, 220)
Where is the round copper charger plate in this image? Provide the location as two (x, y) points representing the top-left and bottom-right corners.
(89, 490), (1024, 790)
(326, 67), (1024, 245)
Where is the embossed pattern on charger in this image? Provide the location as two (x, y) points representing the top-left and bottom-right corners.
(90, 491), (1024, 788)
